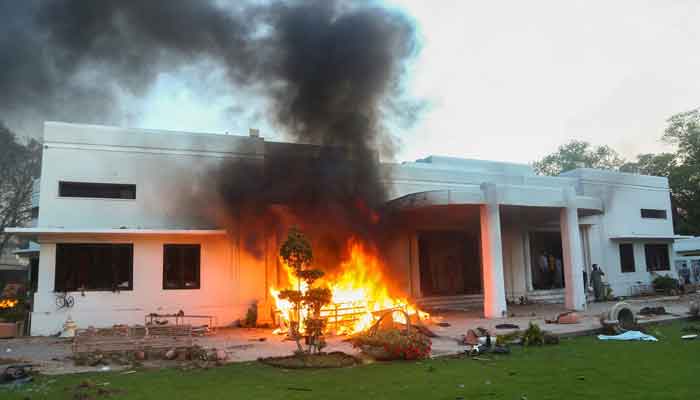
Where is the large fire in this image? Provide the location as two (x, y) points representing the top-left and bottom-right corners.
(271, 239), (428, 335)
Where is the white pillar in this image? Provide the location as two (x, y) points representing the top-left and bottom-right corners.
(480, 183), (507, 318)
(560, 188), (587, 311)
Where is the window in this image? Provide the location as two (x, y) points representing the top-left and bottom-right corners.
(619, 243), (635, 273)
(641, 209), (667, 219)
(163, 244), (200, 289)
(644, 244), (670, 271)
(59, 181), (136, 199)
(55, 244), (133, 292)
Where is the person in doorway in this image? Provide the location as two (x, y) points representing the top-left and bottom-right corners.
(590, 264), (605, 301)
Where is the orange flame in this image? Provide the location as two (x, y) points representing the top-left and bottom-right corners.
(0, 299), (19, 309)
(271, 238), (428, 335)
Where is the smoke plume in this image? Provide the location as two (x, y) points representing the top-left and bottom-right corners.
(1, 0), (421, 261)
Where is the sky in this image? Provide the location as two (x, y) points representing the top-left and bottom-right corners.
(26, 0), (700, 165)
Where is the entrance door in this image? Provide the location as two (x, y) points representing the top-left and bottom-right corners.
(418, 231), (481, 296)
(529, 231), (564, 290)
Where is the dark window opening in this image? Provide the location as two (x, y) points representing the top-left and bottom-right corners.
(55, 244), (133, 292)
(641, 209), (667, 219)
(59, 181), (136, 199)
(29, 258), (39, 292)
(418, 231), (482, 296)
(644, 244), (670, 271)
(163, 244), (200, 290)
(30, 207), (39, 219)
(619, 243), (635, 273)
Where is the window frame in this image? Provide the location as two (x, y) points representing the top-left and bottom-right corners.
(644, 243), (670, 272)
(58, 181), (136, 200)
(54, 243), (134, 292)
(640, 209), (667, 219)
(618, 243), (636, 273)
(162, 244), (201, 290)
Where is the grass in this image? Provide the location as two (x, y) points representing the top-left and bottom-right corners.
(2, 321), (699, 400)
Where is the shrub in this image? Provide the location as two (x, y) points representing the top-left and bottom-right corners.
(652, 275), (679, 293)
(522, 322), (544, 346)
(352, 327), (431, 360)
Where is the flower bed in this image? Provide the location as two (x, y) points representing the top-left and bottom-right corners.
(351, 327), (431, 360)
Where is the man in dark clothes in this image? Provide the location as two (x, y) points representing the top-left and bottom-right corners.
(590, 264), (605, 301)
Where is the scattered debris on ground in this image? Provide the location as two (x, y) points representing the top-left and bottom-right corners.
(546, 312), (580, 324)
(0, 364), (33, 386)
(639, 306), (667, 316)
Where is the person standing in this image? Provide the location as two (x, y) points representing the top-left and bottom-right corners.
(590, 264), (605, 301)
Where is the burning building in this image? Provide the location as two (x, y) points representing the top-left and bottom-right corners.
(7, 121), (678, 336)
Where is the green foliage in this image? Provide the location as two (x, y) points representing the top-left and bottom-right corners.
(279, 226), (313, 273)
(652, 275), (679, 292)
(534, 108), (700, 235)
(297, 269), (325, 285)
(532, 140), (625, 176)
(521, 322), (544, 346)
(278, 228), (331, 354)
(352, 327), (432, 360)
(2, 322), (699, 399)
(304, 287), (332, 316)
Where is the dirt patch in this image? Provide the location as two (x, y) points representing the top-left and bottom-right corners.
(259, 352), (360, 369)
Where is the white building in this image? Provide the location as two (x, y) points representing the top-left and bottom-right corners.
(673, 237), (700, 285)
(6, 122), (679, 335)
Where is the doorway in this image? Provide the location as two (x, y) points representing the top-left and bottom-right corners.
(529, 231), (565, 290)
(418, 231), (482, 296)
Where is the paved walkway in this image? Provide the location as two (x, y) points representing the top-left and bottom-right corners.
(0, 296), (693, 374)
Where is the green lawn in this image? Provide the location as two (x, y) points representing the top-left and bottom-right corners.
(2, 321), (699, 400)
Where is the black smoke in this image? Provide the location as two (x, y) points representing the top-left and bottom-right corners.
(1, 0), (421, 259)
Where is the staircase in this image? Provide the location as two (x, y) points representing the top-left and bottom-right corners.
(414, 294), (484, 311)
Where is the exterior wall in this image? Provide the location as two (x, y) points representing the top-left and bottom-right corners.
(30, 233), (275, 336)
(571, 169), (676, 296)
(38, 122), (262, 230)
(22, 122), (680, 331)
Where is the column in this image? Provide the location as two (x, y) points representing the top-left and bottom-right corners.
(480, 183), (507, 318)
(560, 188), (587, 311)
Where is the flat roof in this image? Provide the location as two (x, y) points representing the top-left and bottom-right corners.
(4, 227), (228, 236)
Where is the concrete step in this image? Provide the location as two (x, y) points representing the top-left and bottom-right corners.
(414, 294), (484, 311)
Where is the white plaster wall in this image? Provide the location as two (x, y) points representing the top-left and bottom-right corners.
(30, 234), (271, 336)
(38, 122), (263, 230)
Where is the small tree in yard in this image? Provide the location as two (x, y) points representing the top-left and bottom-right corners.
(278, 227), (332, 354)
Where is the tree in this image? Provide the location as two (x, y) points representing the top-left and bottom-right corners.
(660, 109), (700, 234)
(0, 123), (42, 256)
(533, 140), (625, 176)
(278, 227), (332, 354)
